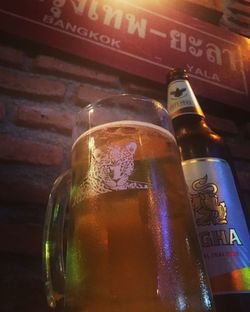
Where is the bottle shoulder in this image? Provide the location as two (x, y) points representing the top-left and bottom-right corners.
(173, 116), (229, 161)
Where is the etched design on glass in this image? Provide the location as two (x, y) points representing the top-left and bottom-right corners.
(190, 174), (227, 226)
(73, 142), (149, 205)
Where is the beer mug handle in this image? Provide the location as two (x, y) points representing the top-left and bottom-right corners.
(42, 170), (71, 308)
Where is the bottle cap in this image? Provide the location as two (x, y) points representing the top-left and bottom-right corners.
(166, 68), (189, 85)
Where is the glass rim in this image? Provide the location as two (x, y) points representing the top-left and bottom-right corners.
(80, 93), (168, 114)
(72, 93), (172, 146)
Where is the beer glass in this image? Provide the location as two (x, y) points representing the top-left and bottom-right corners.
(43, 94), (215, 312)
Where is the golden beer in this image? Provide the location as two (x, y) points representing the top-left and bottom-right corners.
(65, 121), (214, 312)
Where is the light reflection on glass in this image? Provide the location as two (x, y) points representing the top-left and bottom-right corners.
(88, 137), (95, 150)
(176, 294), (187, 311)
(158, 190), (171, 260)
(149, 165), (172, 260)
(199, 267), (213, 309)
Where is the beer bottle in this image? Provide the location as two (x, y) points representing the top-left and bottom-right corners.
(166, 68), (250, 312)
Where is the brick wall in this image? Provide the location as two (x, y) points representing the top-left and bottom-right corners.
(0, 31), (250, 311)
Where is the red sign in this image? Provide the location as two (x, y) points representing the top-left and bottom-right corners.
(0, 0), (249, 109)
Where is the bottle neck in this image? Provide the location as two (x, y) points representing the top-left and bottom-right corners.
(167, 79), (204, 120)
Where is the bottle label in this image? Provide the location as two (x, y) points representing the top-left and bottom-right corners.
(167, 79), (203, 118)
(182, 157), (250, 294)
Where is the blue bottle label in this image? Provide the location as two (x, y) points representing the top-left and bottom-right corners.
(182, 157), (250, 294)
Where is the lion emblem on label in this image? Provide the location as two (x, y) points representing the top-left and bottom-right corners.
(190, 175), (227, 226)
